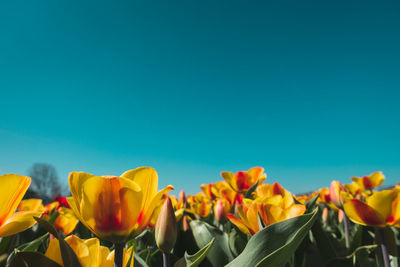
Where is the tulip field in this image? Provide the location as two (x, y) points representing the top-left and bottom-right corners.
(0, 167), (399, 267)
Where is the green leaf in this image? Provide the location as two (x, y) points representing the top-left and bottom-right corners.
(305, 194), (319, 212)
(125, 245), (135, 267)
(134, 253), (150, 267)
(190, 220), (234, 267)
(310, 213), (340, 263)
(225, 208), (318, 267)
(6, 233), (50, 265)
(244, 180), (260, 199)
(174, 237), (215, 267)
(34, 217), (82, 267)
(9, 251), (62, 267)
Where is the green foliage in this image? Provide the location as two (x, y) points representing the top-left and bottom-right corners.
(226, 208), (318, 267)
(190, 220), (234, 267)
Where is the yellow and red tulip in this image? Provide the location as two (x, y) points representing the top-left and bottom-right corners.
(221, 167), (266, 193)
(53, 207), (79, 235)
(0, 174), (43, 237)
(228, 184), (305, 235)
(186, 193), (212, 218)
(67, 167), (173, 242)
(343, 189), (399, 227)
(45, 235), (134, 267)
(351, 171), (384, 192)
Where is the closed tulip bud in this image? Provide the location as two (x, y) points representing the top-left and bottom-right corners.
(214, 199), (230, 223)
(322, 207), (329, 223)
(155, 197), (177, 253)
(182, 216), (190, 232)
(330, 180), (345, 208)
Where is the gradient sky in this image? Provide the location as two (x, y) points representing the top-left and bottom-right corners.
(1, 0), (399, 195)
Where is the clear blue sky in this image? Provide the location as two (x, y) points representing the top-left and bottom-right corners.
(1, 0), (399, 195)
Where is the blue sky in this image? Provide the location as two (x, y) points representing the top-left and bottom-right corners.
(1, 0), (399, 194)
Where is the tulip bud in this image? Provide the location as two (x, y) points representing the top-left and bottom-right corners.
(338, 209), (344, 223)
(330, 180), (345, 208)
(214, 199), (229, 223)
(322, 207), (329, 223)
(155, 197), (177, 253)
(182, 216), (190, 232)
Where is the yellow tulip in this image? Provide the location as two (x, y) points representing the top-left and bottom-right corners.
(18, 198), (44, 212)
(68, 167), (173, 242)
(45, 235), (134, 267)
(0, 174), (43, 237)
(351, 171), (384, 192)
(53, 207), (79, 235)
(228, 185), (305, 235)
(186, 193), (212, 218)
(343, 189), (399, 227)
(221, 167), (266, 192)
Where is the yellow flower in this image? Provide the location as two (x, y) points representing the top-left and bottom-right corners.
(0, 174), (43, 237)
(67, 167), (173, 242)
(53, 207), (79, 235)
(45, 235), (134, 267)
(221, 167), (266, 192)
(228, 184), (305, 235)
(351, 171), (384, 192)
(343, 189), (399, 227)
(186, 193), (212, 218)
(18, 198), (44, 212)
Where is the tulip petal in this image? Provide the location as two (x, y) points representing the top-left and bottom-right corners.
(67, 197), (100, 237)
(68, 172), (95, 205)
(65, 235), (90, 266)
(343, 199), (385, 226)
(121, 167), (158, 212)
(80, 176), (142, 238)
(221, 172), (237, 191)
(99, 246), (114, 267)
(227, 214), (252, 235)
(84, 238), (101, 267)
(45, 238), (63, 266)
(366, 190), (395, 222)
(0, 210), (42, 237)
(18, 199), (44, 212)
(0, 174), (31, 226)
(135, 185), (174, 234)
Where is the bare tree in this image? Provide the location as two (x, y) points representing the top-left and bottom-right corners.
(28, 163), (62, 202)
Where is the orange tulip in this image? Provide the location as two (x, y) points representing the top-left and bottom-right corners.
(18, 198), (44, 212)
(68, 167), (173, 242)
(221, 167), (266, 192)
(53, 207), (79, 235)
(0, 174), (43, 237)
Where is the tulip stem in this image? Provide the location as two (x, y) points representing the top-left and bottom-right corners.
(163, 252), (170, 267)
(380, 229), (390, 267)
(114, 243), (125, 267)
(343, 211), (350, 249)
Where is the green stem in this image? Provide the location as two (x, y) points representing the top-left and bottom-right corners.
(163, 252), (170, 267)
(380, 228), (390, 267)
(343, 211), (350, 249)
(114, 243), (125, 267)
